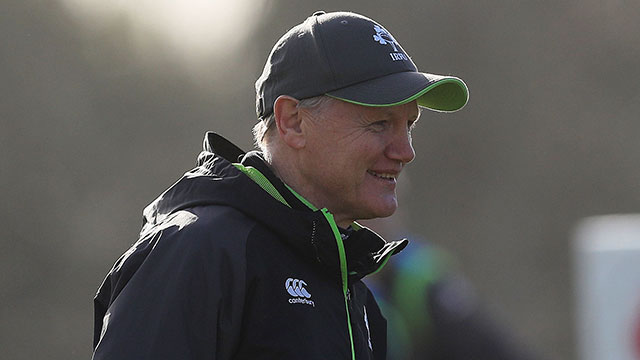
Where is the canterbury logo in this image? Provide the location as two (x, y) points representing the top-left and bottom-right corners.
(285, 278), (311, 298)
(285, 278), (315, 307)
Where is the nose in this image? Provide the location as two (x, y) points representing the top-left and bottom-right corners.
(386, 125), (416, 165)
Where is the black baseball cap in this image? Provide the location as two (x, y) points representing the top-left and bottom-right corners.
(255, 11), (469, 120)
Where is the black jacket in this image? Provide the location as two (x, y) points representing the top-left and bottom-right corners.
(93, 132), (407, 360)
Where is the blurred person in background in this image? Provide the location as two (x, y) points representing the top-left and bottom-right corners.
(361, 180), (541, 360)
(92, 11), (467, 359)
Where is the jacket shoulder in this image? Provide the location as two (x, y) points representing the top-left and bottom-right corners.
(177, 204), (258, 249)
(93, 205), (255, 359)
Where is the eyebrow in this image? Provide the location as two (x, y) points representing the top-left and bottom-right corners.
(380, 107), (421, 120)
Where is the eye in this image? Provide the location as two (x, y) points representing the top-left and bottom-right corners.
(369, 120), (388, 132)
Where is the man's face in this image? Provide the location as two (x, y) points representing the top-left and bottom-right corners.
(297, 99), (419, 227)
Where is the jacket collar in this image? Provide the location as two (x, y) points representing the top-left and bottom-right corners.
(145, 132), (407, 282)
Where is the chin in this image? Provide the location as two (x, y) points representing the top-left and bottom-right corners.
(362, 201), (398, 220)
(377, 207), (397, 219)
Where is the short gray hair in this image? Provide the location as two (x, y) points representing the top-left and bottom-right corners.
(252, 95), (335, 152)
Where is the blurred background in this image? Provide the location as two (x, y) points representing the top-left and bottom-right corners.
(2, 0), (640, 359)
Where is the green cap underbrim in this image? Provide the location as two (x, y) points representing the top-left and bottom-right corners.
(326, 74), (469, 112)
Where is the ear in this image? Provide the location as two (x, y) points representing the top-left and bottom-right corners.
(274, 95), (305, 149)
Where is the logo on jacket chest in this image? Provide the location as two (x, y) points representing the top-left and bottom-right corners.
(285, 278), (315, 307)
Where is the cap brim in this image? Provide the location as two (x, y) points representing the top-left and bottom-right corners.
(325, 71), (469, 112)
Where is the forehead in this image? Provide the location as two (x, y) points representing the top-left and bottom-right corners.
(325, 98), (420, 119)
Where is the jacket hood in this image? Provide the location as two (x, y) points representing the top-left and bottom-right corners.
(142, 132), (407, 281)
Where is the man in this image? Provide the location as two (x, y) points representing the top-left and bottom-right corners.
(92, 11), (468, 360)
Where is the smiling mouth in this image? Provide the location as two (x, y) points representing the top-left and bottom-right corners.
(367, 170), (397, 182)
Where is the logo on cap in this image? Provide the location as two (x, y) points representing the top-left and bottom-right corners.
(372, 25), (398, 50)
(372, 25), (408, 61)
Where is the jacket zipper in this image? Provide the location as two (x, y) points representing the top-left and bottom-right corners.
(320, 208), (356, 360)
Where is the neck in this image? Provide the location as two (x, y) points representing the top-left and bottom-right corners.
(267, 151), (354, 228)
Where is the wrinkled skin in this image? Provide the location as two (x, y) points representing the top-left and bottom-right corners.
(296, 99), (419, 227)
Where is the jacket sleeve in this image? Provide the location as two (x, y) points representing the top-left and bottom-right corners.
(92, 208), (251, 360)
